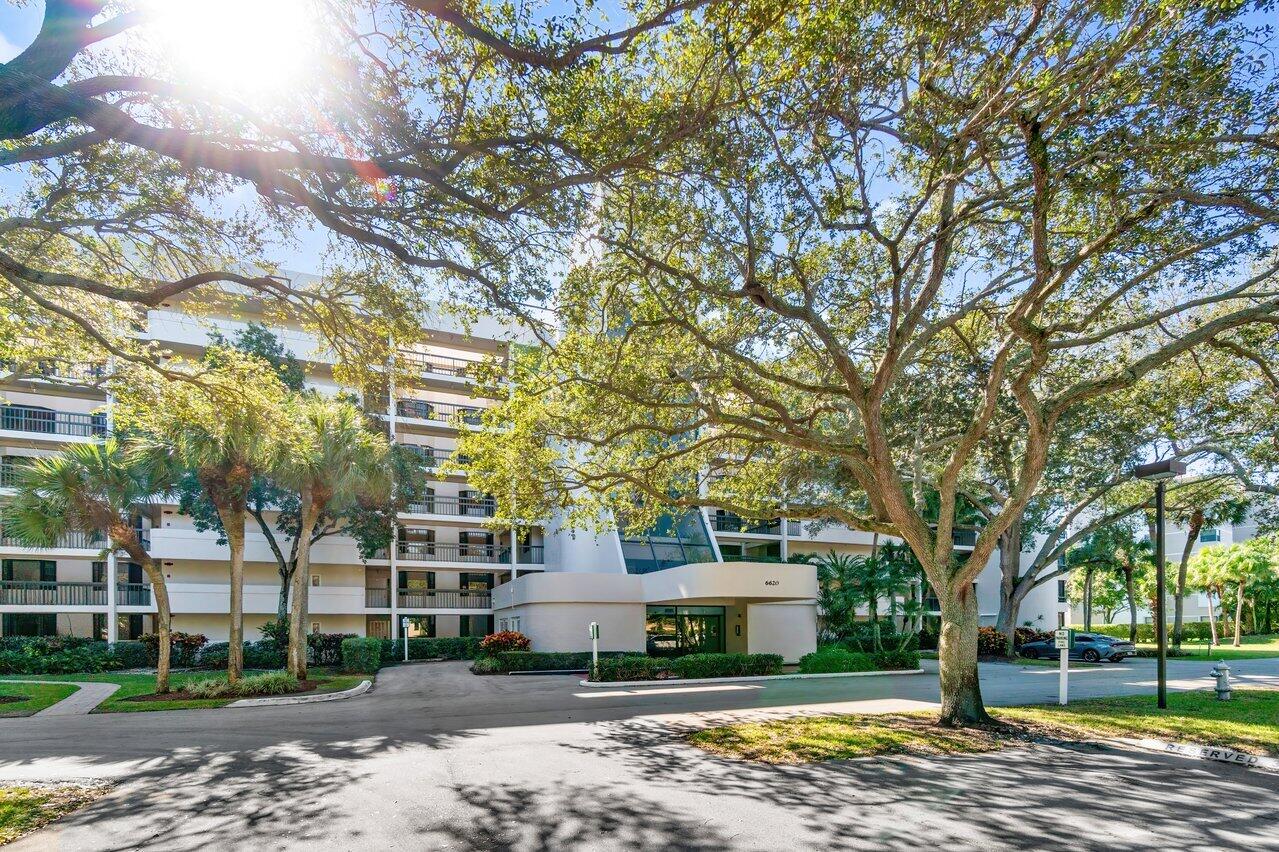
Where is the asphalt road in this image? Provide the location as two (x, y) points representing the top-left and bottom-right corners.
(2, 657), (1277, 851)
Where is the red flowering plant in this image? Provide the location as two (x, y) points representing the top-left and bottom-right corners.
(479, 631), (531, 655)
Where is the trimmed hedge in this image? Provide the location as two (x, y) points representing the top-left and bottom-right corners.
(308, 632), (357, 666)
(488, 651), (631, 672)
(590, 653), (785, 682)
(871, 649), (921, 670)
(1071, 622), (1223, 643)
(0, 636), (123, 675)
(140, 631), (207, 667)
(799, 647), (876, 674)
(196, 640), (286, 670)
(109, 640), (150, 669)
(341, 637), (384, 673)
(378, 636), (483, 663)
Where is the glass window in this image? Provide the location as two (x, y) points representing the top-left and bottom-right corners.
(1199, 528), (1220, 543)
(621, 510), (717, 574)
(645, 605), (725, 656)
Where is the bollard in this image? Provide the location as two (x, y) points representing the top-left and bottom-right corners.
(1211, 661), (1232, 701)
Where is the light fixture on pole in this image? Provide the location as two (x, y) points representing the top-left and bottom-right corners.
(1133, 459), (1186, 710)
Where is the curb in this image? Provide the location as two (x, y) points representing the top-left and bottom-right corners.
(577, 669), (926, 688)
(1114, 737), (1279, 773)
(227, 679), (372, 708)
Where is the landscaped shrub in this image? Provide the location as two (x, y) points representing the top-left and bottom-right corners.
(469, 656), (503, 674)
(140, 632), (208, 667)
(1073, 623), (1222, 644)
(976, 627), (1013, 657)
(917, 627), (939, 651)
(479, 631), (531, 655)
(308, 632), (357, 666)
(592, 656), (671, 682)
(341, 637), (383, 673)
(107, 640), (150, 669)
(259, 618), (290, 649)
(871, 649), (921, 670)
(799, 647), (877, 674)
(671, 653), (783, 679)
(490, 651), (631, 672)
(377, 636), (483, 663)
(194, 640), (285, 670)
(184, 671), (301, 699)
(1014, 628), (1052, 648)
(0, 636), (123, 675)
(840, 631), (920, 653)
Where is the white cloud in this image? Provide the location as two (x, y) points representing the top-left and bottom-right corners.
(0, 31), (21, 63)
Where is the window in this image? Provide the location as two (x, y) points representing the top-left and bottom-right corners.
(310, 621), (321, 634)
(645, 605), (725, 656)
(310, 574), (322, 587)
(1199, 528), (1220, 543)
(1057, 580), (1067, 603)
(3, 559), (56, 582)
(2, 613), (57, 636)
(499, 618), (509, 631)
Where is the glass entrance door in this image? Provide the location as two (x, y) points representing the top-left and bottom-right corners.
(679, 611), (724, 654)
(645, 605), (726, 655)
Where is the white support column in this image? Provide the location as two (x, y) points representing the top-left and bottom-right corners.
(779, 515), (789, 561)
(106, 550), (119, 645)
(510, 490), (519, 582)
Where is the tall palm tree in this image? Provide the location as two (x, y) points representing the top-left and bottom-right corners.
(3, 441), (177, 692)
(272, 393), (388, 678)
(130, 367), (287, 683)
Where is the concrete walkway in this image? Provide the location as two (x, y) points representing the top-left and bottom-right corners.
(4, 680), (120, 716)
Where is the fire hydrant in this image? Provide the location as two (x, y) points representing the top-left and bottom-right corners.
(1211, 661), (1232, 701)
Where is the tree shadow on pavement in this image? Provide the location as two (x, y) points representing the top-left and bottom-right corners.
(563, 716), (1279, 850)
(412, 782), (738, 851)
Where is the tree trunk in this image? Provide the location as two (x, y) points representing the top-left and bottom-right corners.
(222, 510), (247, 683)
(288, 487), (321, 680)
(937, 584), (991, 727)
(1083, 567), (1094, 631)
(1173, 510), (1203, 651)
(1207, 586), (1219, 645)
(1234, 580), (1245, 647)
(994, 521), (1023, 657)
(1124, 567), (1138, 644)
(277, 566), (292, 624)
(113, 526), (172, 694)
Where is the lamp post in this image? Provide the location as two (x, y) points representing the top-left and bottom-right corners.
(1133, 459), (1186, 709)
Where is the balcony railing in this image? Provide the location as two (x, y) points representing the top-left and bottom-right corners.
(0, 459), (24, 488)
(397, 588), (492, 609)
(0, 581), (151, 607)
(403, 495), (496, 517)
(390, 542), (544, 565)
(1, 530), (107, 550)
(0, 405), (108, 438)
(395, 399), (485, 426)
(400, 445), (472, 469)
(1, 360), (107, 385)
(397, 351), (485, 379)
(711, 515), (783, 535)
(365, 587), (391, 608)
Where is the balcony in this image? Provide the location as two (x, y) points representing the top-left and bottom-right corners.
(711, 514), (784, 535)
(390, 542), (544, 565)
(0, 459), (22, 488)
(395, 399), (485, 426)
(1, 404), (108, 438)
(400, 445), (472, 469)
(1, 360), (107, 386)
(397, 588), (492, 609)
(397, 351), (485, 379)
(365, 587), (391, 608)
(0, 581), (150, 607)
(403, 495), (496, 518)
(1, 530), (107, 550)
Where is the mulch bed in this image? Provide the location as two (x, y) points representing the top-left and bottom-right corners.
(0, 695), (27, 705)
(124, 678), (328, 702)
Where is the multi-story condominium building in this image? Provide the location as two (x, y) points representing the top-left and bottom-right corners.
(1, 285), (1066, 659)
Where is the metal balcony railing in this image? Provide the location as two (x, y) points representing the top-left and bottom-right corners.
(397, 351), (485, 379)
(395, 399), (485, 426)
(391, 542), (544, 564)
(397, 588), (492, 609)
(711, 514), (783, 535)
(0, 530), (107, 550)
(0, 581), (151, 607)
(0, 405), (108, 438)
(0, 459), (24, 488)
(365, 587), (391, 608)
(400, 445), (471, 469)
(403, 495), (496, 517)
(117, 583), (152, 606)
(0, 360), (107, 385)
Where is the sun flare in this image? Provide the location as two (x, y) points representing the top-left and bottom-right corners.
(147, 0), (318, 98)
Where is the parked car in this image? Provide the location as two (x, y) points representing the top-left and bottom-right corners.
(1019, 633), (1137, 663)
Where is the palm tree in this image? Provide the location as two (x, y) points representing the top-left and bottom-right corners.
(1169, 491), (1248, 650)
(3, 441), (177, 692)
(271, 393), (388, 678)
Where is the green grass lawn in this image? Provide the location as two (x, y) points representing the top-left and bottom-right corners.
(0, 783), (110, 844)
(0, 669), (371, 713)
(1145, 633), (1279, 662)
(689, 689), (1279, 763)
(0, 682), (80, 717)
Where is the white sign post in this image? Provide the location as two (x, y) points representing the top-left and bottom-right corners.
(588, 621), (600, 680)
(1055, 628), (1072, 705)
(402, 617), (410, 662)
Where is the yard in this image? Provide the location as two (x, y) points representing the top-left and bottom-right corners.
(0, 682), (80, 717)
(689, 689), (1279, 763)
(1152, 633), (1279, 662)
(0, 669), (371, 714)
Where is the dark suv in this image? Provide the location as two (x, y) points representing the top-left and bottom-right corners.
(1019, 633), (1136, 663)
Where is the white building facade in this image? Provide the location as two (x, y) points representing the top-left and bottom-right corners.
(1, 295), (1064, 660)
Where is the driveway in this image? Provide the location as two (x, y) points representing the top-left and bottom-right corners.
(2, 658), (1277, 850)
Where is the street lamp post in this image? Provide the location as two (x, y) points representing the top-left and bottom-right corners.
(1133, 459), (1186, 710)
